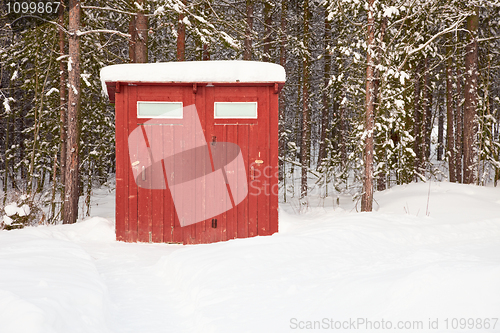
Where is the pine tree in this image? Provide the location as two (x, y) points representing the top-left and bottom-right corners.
(63, 0), (81, 224)
(463, 8), (479, 184)
(361, 0), (375, 212)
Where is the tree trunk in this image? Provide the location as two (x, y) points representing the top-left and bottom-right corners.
(463, 9), (479, 184)
(59, 2), (67, 186)
(202, 1), (211, 60)
(423, 57), (431, 160)
(243, 0), (254, 60)
(177, 1), (186, 61)
(413, 62), (422, 179)
(361, 0), (375, 212)
(318, 15), (331, 168)
(63, 0), (81, 224)
(455, 67), (463, 183)
(278, 0), (287, 182)
(437, 95), (444, 161)
(300, 0), (310, 198)
(3, 114), (10, 205)
(339, 98), (347, 169)
(50, 151), (58, 222)
(263, 1), (272, 62)
(128, 14), (136, 62)
(375, 17), (387, 191)
(202, 44), (210, 60)
(135, 0), (148, 63)
(446, 44), (456, 182)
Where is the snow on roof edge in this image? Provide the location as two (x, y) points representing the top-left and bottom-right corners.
(100, 61), (286, 99)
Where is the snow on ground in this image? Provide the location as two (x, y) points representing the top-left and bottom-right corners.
(1, 182), (500, 333)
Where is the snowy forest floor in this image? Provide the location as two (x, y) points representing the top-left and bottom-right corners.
(1, 181), (500, 333)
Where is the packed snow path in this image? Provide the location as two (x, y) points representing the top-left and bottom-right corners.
(1, 182), (500, 333)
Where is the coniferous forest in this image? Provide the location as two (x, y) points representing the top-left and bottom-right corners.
(1, 0), (499, 227)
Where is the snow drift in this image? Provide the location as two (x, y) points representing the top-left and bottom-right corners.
(0, 182), (499, 332)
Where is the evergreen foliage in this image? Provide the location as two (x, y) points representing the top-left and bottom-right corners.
(1, 0), (499, 223)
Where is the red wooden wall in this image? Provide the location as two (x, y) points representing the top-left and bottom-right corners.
(113, 82), (280, 244)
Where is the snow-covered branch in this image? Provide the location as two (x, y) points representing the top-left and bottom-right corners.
(284, 158), (322, 179)
(76, 30), (131, 39)
(9, 15), (130, 39)
(478, 36), (500, 42)
(397, 17), (467, 71)
(81, 5), (153, 17)
(10, 15), (69, 34)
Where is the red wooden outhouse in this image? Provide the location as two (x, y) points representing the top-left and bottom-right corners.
(101, 61), (285, 244)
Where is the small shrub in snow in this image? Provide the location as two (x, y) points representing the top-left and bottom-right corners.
(0, 193), (44, 230)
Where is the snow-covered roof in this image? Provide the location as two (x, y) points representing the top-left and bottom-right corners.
(100, 61), (286, 97)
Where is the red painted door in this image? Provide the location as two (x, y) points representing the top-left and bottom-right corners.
(130, 85), (194, 243)
(199, 85), (273, 242)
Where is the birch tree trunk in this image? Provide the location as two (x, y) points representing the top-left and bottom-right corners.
(361, 0), (375, 212)
(63, 0), (81, 224)
(463, 8), (479, 184)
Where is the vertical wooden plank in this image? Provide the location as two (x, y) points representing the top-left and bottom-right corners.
(257, 87), (270, 235)
(184, 86), (198, 244)
(137, 125), (152, 242)
(225, 124), (237, 241)
(114, 84), (125, 241)
(218, 124), (228, 242)
(172, 109), (185, 244)
(194, 86), (206, 244)
(269, 86), (279, 234)
(178, 91), (191, 245)
(202, 85), (213, 244)
(212, 118), (222, 244)
(151, 124), (164, 242)
(164, 125), (179, 242)
(232, 121), (246, 241)
(127, 85), (138, 242)
(205, 85), (216, 244)
(161, 153), (174, 243)
(240, 123), (251, 239)
(247, 122), (258, 238)
(188, 87), (199, 244)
